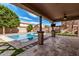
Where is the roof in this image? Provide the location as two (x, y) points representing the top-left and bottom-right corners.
(13, 3), (79, 22)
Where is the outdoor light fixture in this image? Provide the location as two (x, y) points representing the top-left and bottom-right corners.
(64, 13), (67, 20)
(51, 23), (55, 27)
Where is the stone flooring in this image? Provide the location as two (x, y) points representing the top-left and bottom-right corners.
(1, 35), (79, 56)
(0, 39), (24, 56)
(18, 36), (79, 56)
(0, 38), (38, 56)
(0, 40), (17, 56)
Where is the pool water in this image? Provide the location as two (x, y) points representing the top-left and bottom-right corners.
(8, 32), (38, 41)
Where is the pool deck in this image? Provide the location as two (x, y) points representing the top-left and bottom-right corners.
(0, 34), (79, 56)
(18, 36), (79, 56)
(0, 33), (50, 48)
(0, 33), (51, 56)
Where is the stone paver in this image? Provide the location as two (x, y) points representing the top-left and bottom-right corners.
(0, 46), (9, 50)
(1, 35), (79, 56)
(0, 39), (17, 56)
(0, 50), (15, 56)
(18, 36), (79, 56)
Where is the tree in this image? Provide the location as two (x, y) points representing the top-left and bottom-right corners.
(0, 4), (20, 34)
(27, 24), (33, 32)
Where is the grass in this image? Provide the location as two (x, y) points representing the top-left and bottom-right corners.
(0, 42), (24, 56)
(11, 48), (24, 56)
(56, 32), (76, 36)
(0, 42), (16, 54)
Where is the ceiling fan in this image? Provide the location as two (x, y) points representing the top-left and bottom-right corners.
(64, 13), (67, 20)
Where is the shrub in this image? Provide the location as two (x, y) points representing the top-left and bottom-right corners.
(27, 24), (33, 32)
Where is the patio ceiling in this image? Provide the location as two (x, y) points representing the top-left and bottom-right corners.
(13, 3), (79, 22)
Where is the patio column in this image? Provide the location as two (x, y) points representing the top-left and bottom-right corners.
(78, 22), (79, 37)
(37, 16), (44, 45)
(51, 23), (56, 37)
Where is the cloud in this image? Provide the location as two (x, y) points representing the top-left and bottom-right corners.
(19, 16), (32, 20)
(20, 20), (51, 26)
(20, 20), (39, 24)
(20, 20), (26, 22)
(30, 22), (51, 26)
(0, 3), (17, 10)
(29, 22), (39, 24)
(27, 12), (37, 18)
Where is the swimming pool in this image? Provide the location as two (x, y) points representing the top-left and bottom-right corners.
(8, 32), (38, 41)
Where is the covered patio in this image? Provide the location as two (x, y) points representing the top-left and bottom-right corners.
(6, 3), (78, 56)
(0, 3), (79, 56)
(18, 36), (79, 56)
(13, 3), (79, 45)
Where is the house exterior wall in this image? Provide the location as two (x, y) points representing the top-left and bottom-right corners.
(61, 20), (79, 34)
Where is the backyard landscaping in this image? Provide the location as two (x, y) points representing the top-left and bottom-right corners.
(0, 4), (20, 34)
(56, 32), (76, 36)
(0, 39), (24, 56)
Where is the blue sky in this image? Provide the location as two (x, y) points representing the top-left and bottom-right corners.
(0, 3), (61, 26)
